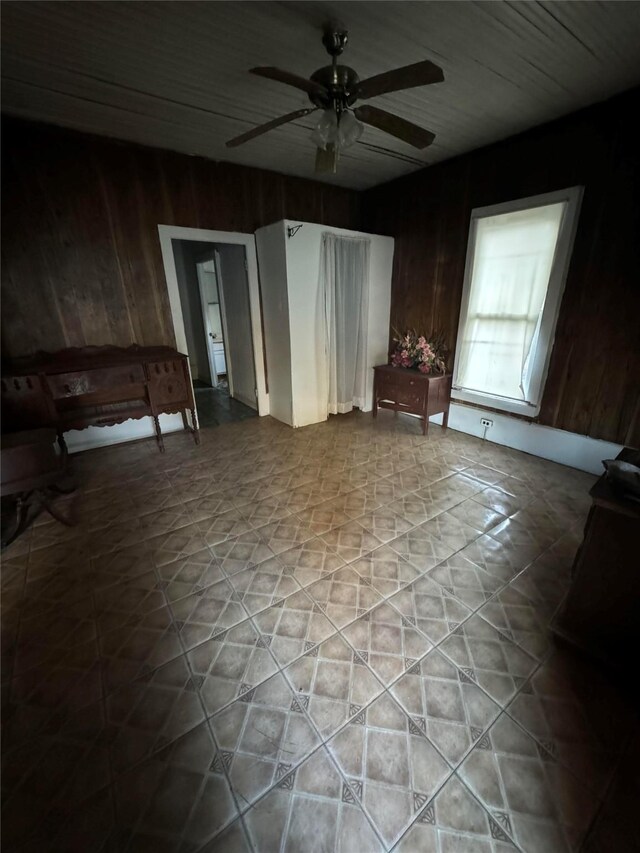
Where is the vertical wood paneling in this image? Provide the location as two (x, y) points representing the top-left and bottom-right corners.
(363, 88), (640, 446)
(1, 117), (361, 361)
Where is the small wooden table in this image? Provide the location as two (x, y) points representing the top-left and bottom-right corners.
(372, 365), (452, 435)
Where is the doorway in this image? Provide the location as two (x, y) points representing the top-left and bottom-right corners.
(157, 226), (268, 428)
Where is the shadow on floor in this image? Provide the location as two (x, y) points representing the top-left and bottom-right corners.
(194, 384), (257, 428)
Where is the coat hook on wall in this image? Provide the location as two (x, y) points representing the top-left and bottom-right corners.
(287, 224), (304, 238)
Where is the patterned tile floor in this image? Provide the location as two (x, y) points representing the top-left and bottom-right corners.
(1, 410), (637, 852)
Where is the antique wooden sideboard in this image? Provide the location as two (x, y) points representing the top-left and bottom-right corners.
(372, 365), (452, 435)
(1, 345), (199, 452)
(552, 447), (639, 673)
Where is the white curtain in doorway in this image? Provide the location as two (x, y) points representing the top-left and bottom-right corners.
(320, 233), (371, 414)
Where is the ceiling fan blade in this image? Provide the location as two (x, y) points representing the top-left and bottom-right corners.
(226, 108), (316, 148)
(250, 67), (328, 99)
(357, 59), (444, 99)
(354, 105), (435, 149)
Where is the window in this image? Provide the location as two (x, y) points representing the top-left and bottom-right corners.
(452, 186), (583, 416)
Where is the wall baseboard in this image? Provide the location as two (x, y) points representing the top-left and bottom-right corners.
(431, 402), (622, 475)
(65, 413), (184, 454)
(65, 400), (621, 475)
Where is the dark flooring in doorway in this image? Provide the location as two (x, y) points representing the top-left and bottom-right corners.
(194, 383), (257, 428)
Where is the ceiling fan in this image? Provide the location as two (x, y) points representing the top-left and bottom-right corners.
(226, 25), (444, 173)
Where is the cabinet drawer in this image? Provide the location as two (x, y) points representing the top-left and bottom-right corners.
(148, 360), (188, 405)
(378, 380), (425, 408)
(48, 364), (145, 398)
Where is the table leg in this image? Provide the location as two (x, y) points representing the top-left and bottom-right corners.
(190, 409), (200, 445)
(443, 408), (449, 431)
(153, 414), (165, 452)
(2, 492), (32, 548)
(57, 431), (68, 457)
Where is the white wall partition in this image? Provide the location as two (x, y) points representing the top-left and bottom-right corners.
(216, 244), (258, 409)
(255, 222), (293, 425)
(256, 220), (394, 428)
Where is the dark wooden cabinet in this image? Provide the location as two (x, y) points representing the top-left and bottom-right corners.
(372, 365), (452, 435)
(1, 345), (199, 453)
(552, 448), (640, 672)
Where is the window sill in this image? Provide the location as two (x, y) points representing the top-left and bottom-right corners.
(451, 388), (540, 418)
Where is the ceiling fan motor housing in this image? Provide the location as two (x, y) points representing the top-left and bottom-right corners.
(309, 65), (360, 109)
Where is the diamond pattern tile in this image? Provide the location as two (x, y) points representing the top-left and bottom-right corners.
(252, 589), (337, 668)
(478, 585), (555, 660)
(228, 556), (301, 615)
(439, 614), (538, 707)
(283, 480), (344, 513)
(241, 495), (292, 528)
(486, 517), (553, 559)
(509, 555), (571, 615)
(56, 653), (205, 777)
(384, 469), (428, 496)
(350, 545), (420, 598)
(459, 713), (599, 852)
(386, 494), (444, 526)
(328, 486), (390, 519)
(5, 411), (634, 853)
(462, 463), (509, 486)
(388, 524), (457, 574)
(243, 745), (384, 852)
(145, 522), (210, 567)
(253, 516), (316, 555)
(457, 534), (538, 583)
(169, 579), (248, 650)
(427, 553), (505, 611)
(391, 649), (501, 765)
(305, 566), (384, 629)
(276, 537), (346, 588)
(98, 605), (184, 694)
(187, 619), (278, 716)
(195, 507), (253, 546)
(341, 603), (433, 686)
(354, 508), (413, 544)
(283, 633), (384, 740)
(472, 487), (533, 518)
(418, 511), (480, 550)
(326, 692), (451, 847)
(447, 498), (507, 534)
(295, 499), (353, 535)
(137, 505), (193, 540)
(320, 520), (384, 564)
(208, 671), (321, 809)
(112, 721), (239, 850)
(386, 575), (472, 645)
(209, 530), (275, 576)
(154, 548), (226, 603)
(92, 569), (168, 634)
(394, 772), (518, 851)
(506, 650), (636, 798)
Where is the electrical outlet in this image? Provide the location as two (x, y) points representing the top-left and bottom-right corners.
(480, 418), (494, 428)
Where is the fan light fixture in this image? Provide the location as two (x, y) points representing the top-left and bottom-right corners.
(311, 109), (364, 173)
(226, 23), (443, 175)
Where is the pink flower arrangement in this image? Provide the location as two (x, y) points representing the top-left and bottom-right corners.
(390, 329), (447, 375)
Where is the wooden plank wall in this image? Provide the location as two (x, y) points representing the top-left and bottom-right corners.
(363, 88), (640, 447)
(1, 117), (361, 359)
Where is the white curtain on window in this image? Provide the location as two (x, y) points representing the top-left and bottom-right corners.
(456, 202), (566, 403)
(320, 233), (370, 414)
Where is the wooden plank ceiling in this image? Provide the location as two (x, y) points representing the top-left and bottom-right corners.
(2, 1), (640, 190)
